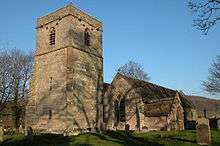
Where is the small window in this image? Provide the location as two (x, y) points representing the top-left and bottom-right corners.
(43, 107), (52, 120)
(49, 77), (53, 91)
(49, 109), (52, 120)
(49, 27), (56, 46)
(84, 28), (90, 46)
(43, 107), (48, 115)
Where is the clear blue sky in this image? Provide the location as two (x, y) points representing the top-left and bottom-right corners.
(0, 0), (219, 98)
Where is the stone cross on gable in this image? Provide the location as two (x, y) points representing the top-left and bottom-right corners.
(67, 0), (76, 5)
(69, 0), (74, 4)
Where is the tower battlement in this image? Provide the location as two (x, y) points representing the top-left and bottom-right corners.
(37, 4), (102, 29)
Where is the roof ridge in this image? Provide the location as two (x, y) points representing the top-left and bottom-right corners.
(117, 73), (177, 92)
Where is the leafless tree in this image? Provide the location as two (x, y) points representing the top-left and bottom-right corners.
(0, 50), (13, 112)
(0, 48), (33, 129)
(203, 55), (220, 94)
(188, 0), (220, 34)
(117, 60), (150, 82)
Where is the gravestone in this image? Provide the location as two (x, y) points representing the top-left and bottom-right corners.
(26, 127), (33, 142)
(0, 126), (3, 142)
(125, 124), (130, 132)
(197, 117), (209, 125)
(90, 121), (96, 133)
(217, 119), (220, 130)
(196, 118), (211, 145)
(18, 125), (24, 133)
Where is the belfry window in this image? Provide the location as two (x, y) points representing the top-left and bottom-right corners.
(49, 27), (56, 46)
(84, 28), (90, 46)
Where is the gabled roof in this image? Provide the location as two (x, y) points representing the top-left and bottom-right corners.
(144, 99), (174, 117)
(103, 82), (111, 90)
(185, 95), (220, 117)
(106, 73), (198, 117)
(109, 73), (194, 117)
(113, 73), (178, 103)
(179, 92), (196, 109)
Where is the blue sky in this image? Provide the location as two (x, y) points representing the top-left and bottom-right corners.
(0, 0), (219, 98)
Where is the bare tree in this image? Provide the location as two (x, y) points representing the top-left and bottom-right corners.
(188, 0), (220, 34)
(0, 48), (33, 129)
(0, 51), (13, 112)
(117, 60), (150, 81)
(203, 55), (220, 94)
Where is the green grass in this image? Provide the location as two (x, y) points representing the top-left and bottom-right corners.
(1, 130), (220, 146)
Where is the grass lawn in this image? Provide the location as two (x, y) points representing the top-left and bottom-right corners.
(1, 130), (220, 146)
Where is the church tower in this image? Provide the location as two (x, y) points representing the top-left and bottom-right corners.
(26, 4), (103, 134)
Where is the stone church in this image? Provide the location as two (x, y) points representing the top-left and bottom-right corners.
(102, 73), (185, 132)
(25, 4), (194, 135)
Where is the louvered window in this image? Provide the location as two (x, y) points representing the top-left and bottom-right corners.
(84, 28), (90, 46)
(49, 27), (56, 46)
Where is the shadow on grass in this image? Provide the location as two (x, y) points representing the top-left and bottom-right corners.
(1, 131), (165, 146)
(94, 131), (165, 146)
(1, 134), (73, 146)
(166, 137), (196, 143)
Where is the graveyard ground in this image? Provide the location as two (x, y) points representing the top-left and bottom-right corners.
(1, 130), (220, 146)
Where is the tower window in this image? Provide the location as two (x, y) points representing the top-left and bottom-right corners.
(84, 28), (90, 46)
(49, 77), (53, 91)
(49, 27), (56, 46)
(49, 109), (52, 120)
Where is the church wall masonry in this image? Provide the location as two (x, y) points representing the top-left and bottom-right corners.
(103, 74), (185, 132)
(26, 4), (103, 135)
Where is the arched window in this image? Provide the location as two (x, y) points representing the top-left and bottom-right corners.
(49, 109), (52, 120)
(49, 27), (56, 46)
(84, 28), (90, 46)
(42, 107), (52, 120)
(114, 98), (126, 123)
(114, 100), (120, 123)
(119, 98), (126, 122)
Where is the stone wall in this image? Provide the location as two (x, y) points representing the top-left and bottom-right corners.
(142, 116), (168, 131)
(65, 46), (103, 134)
(26, 48), (68, 133)
(141, 94), (184, 132)
(103, 74), (185, 132)
(26, 4), (103, 135)
(0, 113), (13, 129)
(167, 94), (185, 131)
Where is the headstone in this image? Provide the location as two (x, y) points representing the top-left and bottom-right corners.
(26, 127), (33, 142)
(90, 121), (96, 133)
(0, 126), (3, 142)
(196, 118), (211, 145)
(203, 109), (207, 118)
(18, 125), (24, 133)
(217, 119), (220, 130)
(125, 124), (130, 132)
(197, 117), (209, 125)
